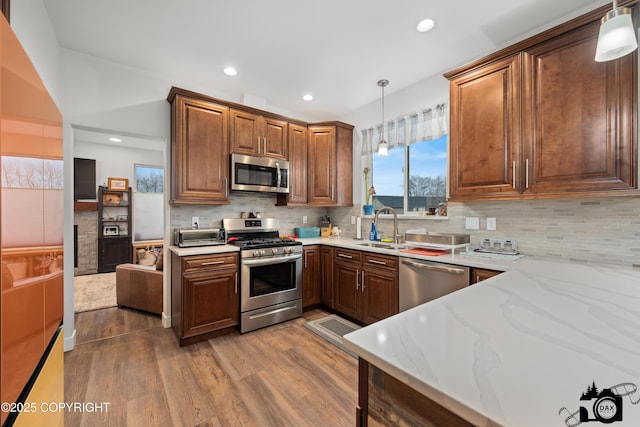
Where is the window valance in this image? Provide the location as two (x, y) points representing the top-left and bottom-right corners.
(361, 103), (448, 155)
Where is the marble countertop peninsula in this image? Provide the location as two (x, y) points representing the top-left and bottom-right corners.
(343, 258), (640, 426)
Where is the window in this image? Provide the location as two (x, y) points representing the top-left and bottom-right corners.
(134, 164), (164, 193)
(372, 134), (447, 215)
(133, 164), (164, 241)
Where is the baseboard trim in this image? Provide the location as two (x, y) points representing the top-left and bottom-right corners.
(162, 312), (171, 328)
(63, 328), (76, 352)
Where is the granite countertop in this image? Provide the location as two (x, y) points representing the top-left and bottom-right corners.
(343, 258), (640, 426)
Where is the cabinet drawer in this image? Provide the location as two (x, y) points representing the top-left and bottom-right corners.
(182, 253), (238, 272)
(334, 248), (363, 263)
(363, 253), (398, 272)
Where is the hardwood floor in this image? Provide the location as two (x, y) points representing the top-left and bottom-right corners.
(65, 308), (358, 426)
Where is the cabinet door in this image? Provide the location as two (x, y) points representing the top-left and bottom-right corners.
(263, 117), (288, 160)
(182, 268), (238, 339)
(230, 109), (261, 156)
(523, 22), (637, 195)
(287, 123), (308, 204)
(302, 246), (321, 308)
(307, 126), (336, 205)
(470, 268), (501, 284)
(98, 237), (132, 273)
(333, 262), (361, 320)
(362, 268), (398, 325)
(320, 247), (334, 308)
(172, 96), (229, 204)
(449, 54), (522, 200)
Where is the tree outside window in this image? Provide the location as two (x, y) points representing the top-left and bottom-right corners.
(135, 164), (163, 193)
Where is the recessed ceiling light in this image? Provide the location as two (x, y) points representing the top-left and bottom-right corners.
(417, 18), (435, 33)
(109, 137), (122, 142)
(223, 67), (238, 76)
(302, 94), (314, 101)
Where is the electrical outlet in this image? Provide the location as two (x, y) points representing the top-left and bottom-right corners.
(303, 216), (308, 224)
(350, 215), (356, 225)
(191, 216), (199, 229)
(465, 217), (480, 230)
(487, 217), (497, 231)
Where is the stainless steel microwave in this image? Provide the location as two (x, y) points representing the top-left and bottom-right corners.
(230, 153), (289, 194)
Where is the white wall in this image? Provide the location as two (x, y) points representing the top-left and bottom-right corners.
(10, 0), (60, 104)
(74, 141), (163, 190)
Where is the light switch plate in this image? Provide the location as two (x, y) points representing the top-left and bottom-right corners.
(191, 216), (199, 229)
(303, 216), (308, 224)
(465, 217), (480, 230)
(487, 217), (497, 231)
(350, 215), (356, 224)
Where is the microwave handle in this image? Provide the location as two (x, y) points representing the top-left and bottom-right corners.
(276, 162), (281, 189)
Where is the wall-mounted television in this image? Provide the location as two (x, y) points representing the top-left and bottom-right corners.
(74, 157), (96, 200)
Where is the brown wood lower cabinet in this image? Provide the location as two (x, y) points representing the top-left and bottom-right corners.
(470, 267), (502, 284)
(333, 248), (398, 325)
(357, 359), (473, 427)
(302, 245), (321, 308)
(320, 246), (335, 308)
(171, 252), (239, 346)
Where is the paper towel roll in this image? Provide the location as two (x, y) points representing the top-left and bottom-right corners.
(356, 217), (362, 239)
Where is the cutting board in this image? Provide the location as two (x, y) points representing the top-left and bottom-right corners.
(400, 248), (449, 256)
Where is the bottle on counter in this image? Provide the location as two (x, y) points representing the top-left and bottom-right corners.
(369, 222), (377, 241)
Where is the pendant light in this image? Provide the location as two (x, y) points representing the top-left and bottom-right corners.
(377, 79), (389, 157)
(595, 0), (638, 62)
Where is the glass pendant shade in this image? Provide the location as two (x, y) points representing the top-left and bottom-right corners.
(378, 139), (388, 156)
(595, 6), (638, 62)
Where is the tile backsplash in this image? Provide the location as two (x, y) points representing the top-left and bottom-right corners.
(170, 192), (330, 235)
(171, 193), (640, 267)
(332, 198), (640, 268)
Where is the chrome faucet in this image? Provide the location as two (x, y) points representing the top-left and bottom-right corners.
(374, 207), (400, 245)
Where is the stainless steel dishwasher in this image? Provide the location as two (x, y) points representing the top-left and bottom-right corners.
(399, 258), (470, 312)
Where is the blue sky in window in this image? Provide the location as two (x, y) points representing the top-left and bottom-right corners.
(372, 135), (447, 196)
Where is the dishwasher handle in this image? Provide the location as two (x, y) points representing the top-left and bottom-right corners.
(401, 259), (466, 275)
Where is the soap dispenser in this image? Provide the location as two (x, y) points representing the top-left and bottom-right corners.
(369, 222), (377, 241)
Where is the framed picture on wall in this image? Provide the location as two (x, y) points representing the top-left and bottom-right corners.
(107, 177), (128, 190)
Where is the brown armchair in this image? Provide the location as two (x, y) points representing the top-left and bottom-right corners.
(115, 264), (162, 315)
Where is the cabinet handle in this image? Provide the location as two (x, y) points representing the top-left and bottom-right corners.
(263, 137), (267, 154)
(331, 184), (334, 201)
(367, 259), (387, 266)
(257, 136), (261, 154)
(235, 272), (238, 294)
(512, 160), (516, 189)
(304, 251), (308, 268)
(224, 178), (228, 198)
(525, 158), (530, 189)
(202, 260), (225, 266)
(337, 253), (353, 259)
(356, 269), (360, 290)
(361, 271), (365, 292)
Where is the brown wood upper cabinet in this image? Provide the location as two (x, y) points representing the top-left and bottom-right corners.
(307, 122), (354, 206)
(230, 109), (288, 160)
(168, 89), (230, 205)
(286, 123), (309, 205)
(446, 8), (638, 201)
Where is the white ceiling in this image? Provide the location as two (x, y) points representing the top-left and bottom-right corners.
(43, 0), (610, 121)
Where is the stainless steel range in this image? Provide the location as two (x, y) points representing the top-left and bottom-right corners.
(222, 218), (303, 333)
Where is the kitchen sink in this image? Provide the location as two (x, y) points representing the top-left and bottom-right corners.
(357, 242), (407, 250)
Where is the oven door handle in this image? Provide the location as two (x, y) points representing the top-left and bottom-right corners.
(242, 253), (302, 267)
